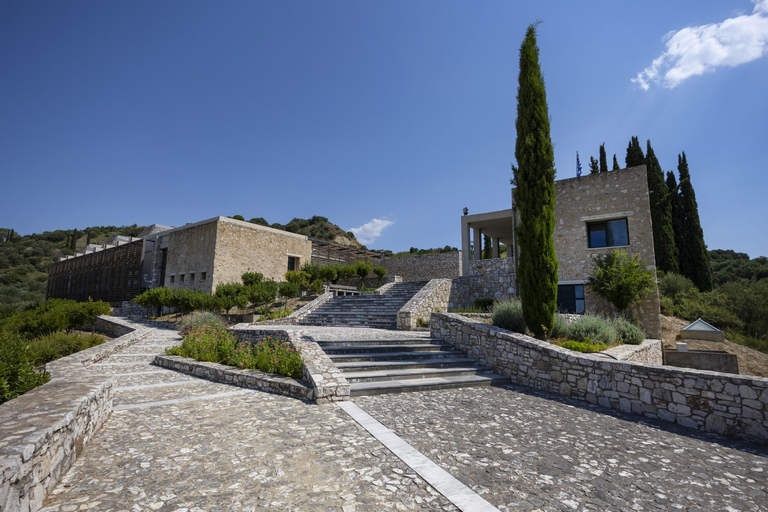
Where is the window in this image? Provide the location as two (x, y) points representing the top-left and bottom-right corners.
(170, 275), (175, 284)
(558, 284), (585, 314)
(588, 218), (629, 248)
(179, 274), (185, 283)
(189, 272), (195, 282)
(287, 256), (298, 272)
(200, 272), (207, 281)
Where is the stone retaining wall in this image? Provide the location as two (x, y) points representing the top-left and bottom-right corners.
(450, 257), (516, 309)
(0, 317), (150, 512)
(250, 292), (334, 326)
(154, 355), (313, 401)
(431, 313), (768, 444)
(379, 252), (461, 282)
(231, 327), (349, 404)
(396, 279), (452, 330)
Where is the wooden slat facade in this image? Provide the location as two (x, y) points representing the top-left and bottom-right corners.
(47, 240), (144, 303)
(310, 239), (382, 267)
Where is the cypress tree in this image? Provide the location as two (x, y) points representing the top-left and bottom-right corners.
(677, 152), (713, 291)
(666, 170), (686, 268)
(70, 229), (78, 251)
(86, 230), (91, 246)
(599, 143), (608, 173)
(483, 235), (492, 259)
(512, 24), (558, 339)
(588, 156), (599, 174)
(612, 154), (620, 170)
(625, 136), (644, 167)
(645, 140), (678, 273)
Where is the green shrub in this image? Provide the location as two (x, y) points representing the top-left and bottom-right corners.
(1, 299), (111, 338)
(559, 340), (608, 353)
(550, 313), (570, 339)
(473, 298), (495, 311)
(308, 279), (324, 295)
(587, 250), (655, 314)
(337, 265), (356, 282)
(301, 263), (321, 281)
(278, 282), (300, 299)
(285, 271), (310, 288)
(180, 311), (226, 332)
(26, 331), (105, 366)
(256, 309), (294, 322)
(215, 283), (249, 314)
(491, 298), (527, 334)
(241, 272), (264, 287)
(0, 331), (50, 404)
(373, 266), (387, 285)
(318, 265), (338, 284)
(658, 272), (696, 298)
(354, 261), (373, 289)
(611, 317), (644, 345)
(567, 315), (619, 346)
(247, 281), (279, 311)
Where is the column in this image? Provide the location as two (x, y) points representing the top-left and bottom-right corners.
(461, 221), (471, 276)
(473, 227), (482, 261)
(492, 237), (500, 259)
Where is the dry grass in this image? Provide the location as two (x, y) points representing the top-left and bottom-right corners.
(661, 315), (768, 378)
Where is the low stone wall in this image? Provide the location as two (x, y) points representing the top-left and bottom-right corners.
(0, 316), (150, 512)
(602, 340), (663, 365)
(396, 279), (452, 330)
(154, 355), (312, 401)
(231, 327), (349, 404)
(666, 350), (739, 375)
(379, 252), (462, 282)
(431, 313), (768, 444)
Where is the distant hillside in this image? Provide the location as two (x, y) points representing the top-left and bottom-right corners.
(0, 225), (145, 312)
(234, 215), (365, 249)
(709, 249), (768, 286)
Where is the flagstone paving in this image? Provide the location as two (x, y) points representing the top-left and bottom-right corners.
(41, 322), (768, 511)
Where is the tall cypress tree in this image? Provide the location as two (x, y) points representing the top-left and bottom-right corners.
(86, 230), (91, 246)
(512, 24), (558, 338)
(589, 156), (599, 174)
(677, 152), (712, 291)
(483, 235), (492, 259)
(612, 154), (620, 170)
(599, 143), (608, 173)
(70, 229), (78, 251)
(625, 136), (644, 167)
(645, 141), (678, 273)
(666, 170), (686, 268)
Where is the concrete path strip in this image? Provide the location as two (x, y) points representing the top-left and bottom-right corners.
(113, 390), (252, 411)
(337, 401), (500, 512)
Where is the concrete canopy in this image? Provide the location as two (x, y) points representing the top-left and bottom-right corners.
(461, 209), (515, 245)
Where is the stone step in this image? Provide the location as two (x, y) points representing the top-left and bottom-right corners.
(316, 338), (439, 346)
(349, 373), (509, 396)
(321, 343), (453, 355)
(335, 357), (480, 372)
(343, 365), (495, 383)
(328, 350), (466, 362)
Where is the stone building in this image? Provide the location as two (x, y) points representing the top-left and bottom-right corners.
(459, 166), (662, 337)
(48, 216), (313, 302)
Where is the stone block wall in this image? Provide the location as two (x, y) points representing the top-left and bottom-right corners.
(431, 313), (768, 444)
(396, 279), (452, 330)
(0, 317), (150, 512)
(378, 252), (461, 282)
(164, 219), (219, 293)
(450, 257), (515, 309)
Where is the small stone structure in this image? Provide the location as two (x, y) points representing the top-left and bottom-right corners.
(396, 279), (453, 330)
(0, 317), (150, 512)
(680, 318), (725, 343)
(432, 313), (768, 444)
(666, 349), (739, 375)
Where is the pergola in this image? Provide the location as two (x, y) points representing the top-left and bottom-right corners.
(310, 239), (382, 267)
(460, 209), (515, 274)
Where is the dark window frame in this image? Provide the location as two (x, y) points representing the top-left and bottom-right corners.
(587, 218), (630, 249)
(557, 284), (585, 314)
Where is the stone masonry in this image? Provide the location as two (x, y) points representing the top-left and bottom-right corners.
(378, 252), (462, 282)
(432, 313), (768, 444)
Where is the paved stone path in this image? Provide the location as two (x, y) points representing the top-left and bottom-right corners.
(41, 323), (768, 511)
(42, 325), (456, 512)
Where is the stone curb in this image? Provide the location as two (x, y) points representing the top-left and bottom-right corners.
(152, 355), (313, 401)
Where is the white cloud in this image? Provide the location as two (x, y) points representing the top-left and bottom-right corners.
(633, 0), (768, 90)
(349, 218), (394, 245)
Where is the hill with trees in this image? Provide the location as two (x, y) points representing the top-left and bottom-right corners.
(0, 225), (144, 312)
(230, 215), (365, 248)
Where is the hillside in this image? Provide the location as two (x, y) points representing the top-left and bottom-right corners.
(0, 225), (145, 312)
(237, 215), (365, 248)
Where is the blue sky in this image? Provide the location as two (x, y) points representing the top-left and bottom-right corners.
(1, 1), (767, 257)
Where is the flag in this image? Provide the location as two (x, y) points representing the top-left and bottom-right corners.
(576, 151), (583, 177)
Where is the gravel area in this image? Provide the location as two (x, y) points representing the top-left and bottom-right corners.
(356, 385), (768, 511)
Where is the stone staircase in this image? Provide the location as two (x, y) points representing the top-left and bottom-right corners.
(298, 281), (428, 329)
(317, 337), (508, 396)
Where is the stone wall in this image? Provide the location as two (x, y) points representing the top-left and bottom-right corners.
(450, 257), (515, 309)
(379, 252), (461, 282)
(250, 292), (334, 326)
(0, 317), (150, 512)
(164, 219), (219, 293)
(550, 166), (662, 338)
(431, 313), (768, 444)
(396, 279), (452, 330)
(212, 217), (312, 288)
